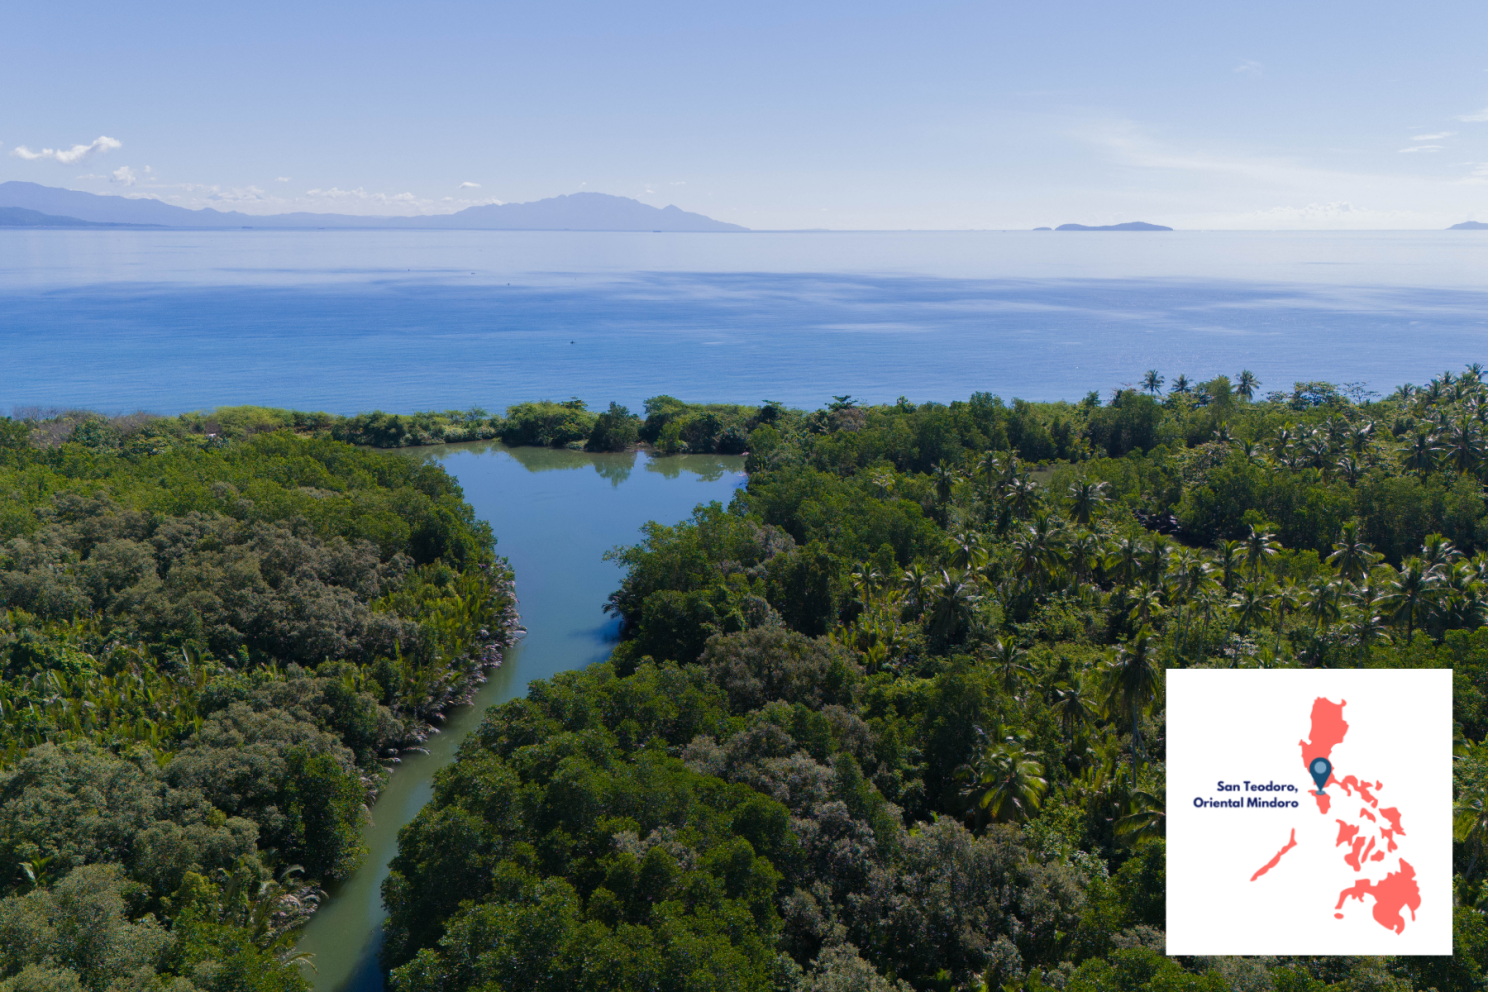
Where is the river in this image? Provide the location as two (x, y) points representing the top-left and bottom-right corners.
(293, 441), (747, 992)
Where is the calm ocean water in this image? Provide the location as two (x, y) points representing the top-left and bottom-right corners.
(3, 228), (1487, 414)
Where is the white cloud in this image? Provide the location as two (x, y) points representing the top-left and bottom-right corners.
(111, 166), (137, 185)
(458, 181), (481, 188)
(1233, 60), (1263, 76)
(275, 176), (290, 182)
(1413, 131), (1456, 140)
(1399, 145), (1444, 153)
(1458, 107), (1488, 122)
(12, 135), (122, 164)
(305, 186), (418, 203)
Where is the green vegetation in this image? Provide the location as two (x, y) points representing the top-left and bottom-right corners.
(9, 396), (781, 456)
(0, 428), (515, 992)
(385, 372), (1488, 992)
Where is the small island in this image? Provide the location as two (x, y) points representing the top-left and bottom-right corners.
(1449, 220), (1488, 230)
(1057, 221), (1173, 231)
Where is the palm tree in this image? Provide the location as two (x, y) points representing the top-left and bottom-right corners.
(1336, 455), (1363, 486)
(1456, 781), (1488, 879)
(1444, 420), (1486, 475)
(1067, 479), (1110, 526)
(1127, 582), (1163, 626)
(986, 638), (1033, 695)
(900, 563), (932, 617)
(1403, 429), (1440, 477)
(1007, 476), (1040, 519)
(927, 568), (981, 644)
(1422, 533), (1463, 571)
(948, 531), (988, 571)
(1065, 530), (1103, 584)
(1271, 578), (1302, 656)
(1243, 525), (1278, 580)
(1102, 628), (1161, 786)
(1236, 370), (1259, 401)
(1229, 580), (1274, 633)
(960, 739), (1048, 826)
(1051, 681), (1096, 737)
(1143, 534), (1170, 586)
(1108, 536), (1143, 589)
(1115, 788), (1166, 844)
(1215, 539), (1244, 593)
(1141, 369), (1165, 395)
(1305, 577), (1342, 633)
(1382, 558), (1437, 642)
(973, 451), (1004, 502)
(1170, 374), (1192, 396)
(1328, 521), (1379, 583)
(1272, 424), (1296, 462)
(932, 462), (959, 506)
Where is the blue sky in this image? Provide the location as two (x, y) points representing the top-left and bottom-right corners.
(5, 0), (1488, 228)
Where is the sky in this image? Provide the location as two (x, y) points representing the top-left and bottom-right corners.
(4, 0), (1488, 229)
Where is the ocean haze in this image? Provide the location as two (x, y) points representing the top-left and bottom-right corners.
(4, 227), (1487, 415)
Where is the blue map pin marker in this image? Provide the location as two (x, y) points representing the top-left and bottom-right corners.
(1309, 756), (1332, 795)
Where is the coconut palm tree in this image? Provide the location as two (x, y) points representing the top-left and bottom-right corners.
(1007, 476), (1040, 519)
(1212, 539), (1243, 593)
(1143, 534), (1170, 587)
(900, 562), (932, 617)
(1243, 525), (1278, 580)
(1170, 374), (1192, 396)
(1305, 577), (1342, 633)
(1382, 558), (1438, 642)
(932, 462), (959, 506)
(1456, 782), (1488, 879)
(927, 568), (981, 644)
(1271, 578), (1302, 656)
(1403, 429), (1440, 477)
(1127, 582), (1163, 626)
(1141, 369), (1165, 395)
(1443, 420), (1486, 475)
(948, 531), (988, 571)
(1102, 628), (1160, 786)
(1065, 529), (1103, 585)
(1328, 522), (1379, 583)
(1051, 681), (1096, 737)
(1115, 788), (1166, 844)
(1229, 580), (1274, 634)
(960, 738), (1048, 826)
(1236, 370), (1259, 401)
(1067, 479), (1110, 526)
(1108, 536), (1144, 590)
(986, 638), (1034, 696)
(1422, 533), (1463, 571)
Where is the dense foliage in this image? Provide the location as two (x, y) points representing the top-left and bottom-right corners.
(10, 396), (780, 456)
(385, 371), (1488, 992)
(0, 429), (515, 992)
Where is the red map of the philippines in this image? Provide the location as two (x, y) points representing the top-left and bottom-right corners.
(1247, 696), (1421, 935)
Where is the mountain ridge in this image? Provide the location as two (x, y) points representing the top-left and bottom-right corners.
(1055, 221), (1173, 231)
(0, 183), (748, 232)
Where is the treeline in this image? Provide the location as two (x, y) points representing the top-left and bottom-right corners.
(385, 368), (1488, 992)
(7, 396), (777, 456)
(0, 428), (516, 992)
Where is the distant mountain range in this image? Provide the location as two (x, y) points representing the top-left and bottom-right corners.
(0, 182), (748, 232)
(1054, 221), (1172, 231)
(1450, 221), (1488, 230)
(0, 206), (161, 228)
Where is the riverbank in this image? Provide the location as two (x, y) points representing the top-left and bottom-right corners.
(292, 441), (748, 992)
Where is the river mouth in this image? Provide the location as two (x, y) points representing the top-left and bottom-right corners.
(293, 441), (746, 992)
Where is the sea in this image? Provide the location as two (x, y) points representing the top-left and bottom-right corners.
(3, 228), (1487, 414)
